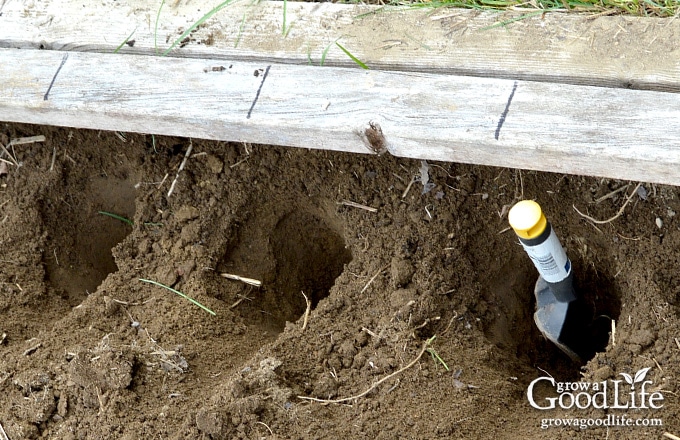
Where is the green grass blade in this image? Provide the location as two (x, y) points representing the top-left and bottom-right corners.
(320, 38), (340, 66)
(154, 0), (166, 55)
(163, 0), (235, 56)
(98, 211), (134, 226)
(427, 348), (451, 371)
(114, 28), (137, 54)
(282, 0), (287, 35)
(139, 278), (216, 316)
(235, 12), (247, 48)
(335, 42), (369, 70)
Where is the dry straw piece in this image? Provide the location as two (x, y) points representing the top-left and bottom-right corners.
(298, 337), (435, 405)
(0, 421), (9, 440)
(220, 273), (262, 287)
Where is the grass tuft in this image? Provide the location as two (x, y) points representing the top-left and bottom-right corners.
(427, 346), (450, 371)
(344, 0), (679, 17)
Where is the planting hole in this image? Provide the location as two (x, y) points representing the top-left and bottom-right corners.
(43, 177), (135, 306)
(221, 209), (352, 333)
(482, 258), (620, 377)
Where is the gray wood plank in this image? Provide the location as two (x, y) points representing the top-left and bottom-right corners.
(2, 48), (679, 185)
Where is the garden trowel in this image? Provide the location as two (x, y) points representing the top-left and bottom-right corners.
(508, 200), (595, 362)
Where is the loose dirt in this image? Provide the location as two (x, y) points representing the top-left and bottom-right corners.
(0, 122), (678, 439)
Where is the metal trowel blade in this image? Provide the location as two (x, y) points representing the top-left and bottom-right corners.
(533, 277), (583, 362)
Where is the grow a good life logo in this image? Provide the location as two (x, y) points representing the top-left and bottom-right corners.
(528, 367), (664, 410)
(527, 367), (665, 429)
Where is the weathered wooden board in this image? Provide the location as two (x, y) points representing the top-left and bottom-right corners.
(2, 48), (680, 185)
(1, 0), (679, 91)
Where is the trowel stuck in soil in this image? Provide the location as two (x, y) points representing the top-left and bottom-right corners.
(509, 200), (610, 362)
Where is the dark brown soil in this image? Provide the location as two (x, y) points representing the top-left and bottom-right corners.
(0, 122), (678, 439)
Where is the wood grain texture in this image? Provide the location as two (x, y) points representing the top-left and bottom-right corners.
(1, 1), (679, 91)
(2, 48), (680, 185)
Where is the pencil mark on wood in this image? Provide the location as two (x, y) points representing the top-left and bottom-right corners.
(43, 53), (69, 101)
(495, 81), (518, 140)
(247, 65), (271, 119)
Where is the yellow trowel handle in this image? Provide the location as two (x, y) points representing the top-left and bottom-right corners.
(509, 200), (576, 303)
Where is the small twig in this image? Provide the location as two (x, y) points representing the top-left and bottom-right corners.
(0, 142), (18, 166)
(413, 316), (440, 331)
(229, 157), (249, 168)
(298, 337), (433, 404)
(9, 135), (46, 146)
(594, 184), (630, 204)
(220, 273), (262, 287)
(573, 183), (642, 225)
(339, 200), (377, 213)
(611, 319), (616, 346)
(111, 298), (148, 306)
(49, 147), (57, 171)
(229, 294), (253, 309)
(361, 327), (378, 338)
(156, 173), (169, 189)
(440, 312), (458, 337)
(96, 386), (107, 414)
(256, 421), (274, 436)
(663, 432), (680, 440)
(0, 420), (10, 440)
(516, 169), (524, 200)
(360, 264), (389, 294)
(0, 332), (6, 345)
(675, 338), (680, 350)
(301, 291), (311, 331)
(23, 342), (41, 356)
(167, 140), (193, 198)
(401, 175), (417, 199)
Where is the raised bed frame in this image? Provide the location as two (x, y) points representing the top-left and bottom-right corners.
(1, 1), (680, 184)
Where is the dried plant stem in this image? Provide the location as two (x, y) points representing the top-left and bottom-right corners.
(9, 135), (46, 146)
(301, 291), (312, 331)
(594, 184), (630, 204)
(361, 264), (389, 294)
(297, 338), (433, 404)
(0, 421), (9, 440)
(167, 140), (193, 198)
(220, 273), (262, 287)
(573, 183), (642, 225)
(0, 142), (18, 166)
(339, 200), (377, 212)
